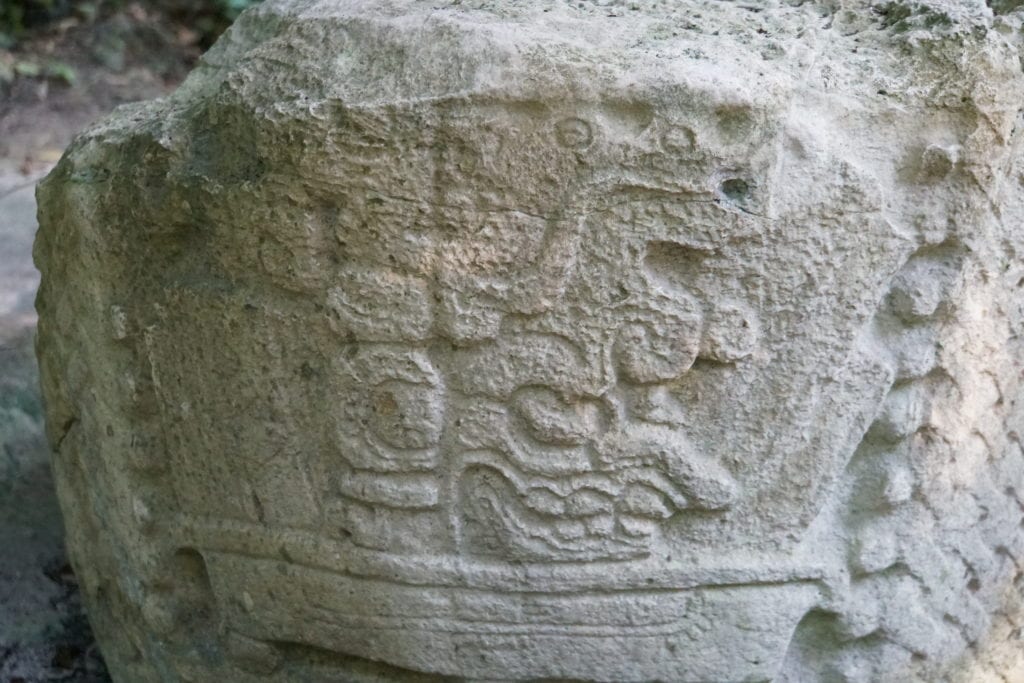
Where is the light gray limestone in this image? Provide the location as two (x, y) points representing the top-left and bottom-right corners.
(34, 1), (1024, 681)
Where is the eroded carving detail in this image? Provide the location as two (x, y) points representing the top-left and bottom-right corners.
(42, 8), (1024, 679)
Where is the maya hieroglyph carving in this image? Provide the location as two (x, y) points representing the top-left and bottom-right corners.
(34, 1), (1024, 681)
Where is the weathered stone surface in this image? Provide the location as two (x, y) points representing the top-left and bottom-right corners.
(33, 1), (1024, 681)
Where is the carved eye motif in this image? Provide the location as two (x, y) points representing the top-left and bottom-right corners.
(614, 321), (700, 384)
(367, 380), (445, 450)
(512, 387), (602, 446)
(334, 348), (445, 471)
(554, 117), (594, 149)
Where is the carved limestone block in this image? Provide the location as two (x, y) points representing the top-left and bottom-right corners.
(34, 1), (1024, 681)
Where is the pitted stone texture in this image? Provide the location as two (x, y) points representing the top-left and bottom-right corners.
(33, 1), (1024, 681)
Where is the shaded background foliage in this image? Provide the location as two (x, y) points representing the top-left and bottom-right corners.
(0, 0), (261, 48)
(0, 0), (262, 155)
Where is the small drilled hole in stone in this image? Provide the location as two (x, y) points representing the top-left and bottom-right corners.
(720, 177), (751, 203)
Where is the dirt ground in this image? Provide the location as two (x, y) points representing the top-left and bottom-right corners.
(0, 5), (205, 680)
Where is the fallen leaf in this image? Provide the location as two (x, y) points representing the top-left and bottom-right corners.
(13, 60), (41, 77)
